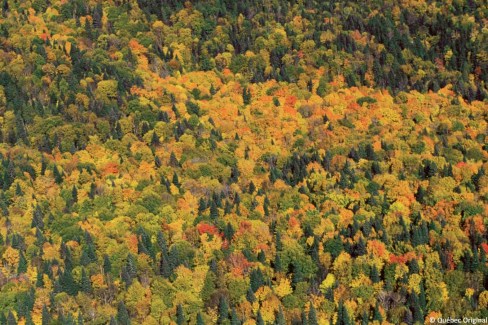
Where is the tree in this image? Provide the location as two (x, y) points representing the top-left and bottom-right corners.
(275, 306), (286, 325)
(217, 297), (229, 324)
(80, 268), (92, 294)
(6, 311), (16, 325)
(176, 304), (185, 325)
(41, 305), (50, 325)
(116, 301), (130, 325)
(242, 86), (251, 105)
(308, 304), (318, 325)
(230, 308), (239, 325)
(17, 251), (27, 274)
(256, 310), (264, 325)
(53, 166), (63, 184)
(197, 313), (205, 325)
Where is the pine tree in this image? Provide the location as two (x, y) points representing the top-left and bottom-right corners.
(196, 313), (204, 325)
(169, 151), (180, 168)
(373, 302), (383, 323)
(15, 183), (22, 196)
(361, 311), (369, 325)
(151, 132), (160, 146)
(217, 297), (229, 324)
(60, 267), (78, 296)
(304, 304), (316, 325)
(242, 86), (251, 105)
(224, 223), (234, 241)
(77, 312), (83, 325)
(103, 254), (112, 274)
(172, 172), (180, 187)
(17, 251), (27, 274)
(256, 310), (264, 325)
(6, 311), (16, 325)
(210, 201), (219, 220)
(250, 268), (264, 292)
(72, 186), (78, 203)
(246, 287), (256, 303)
(201, 271), (216, 303)
(80, 268), (92, 294)
(53, 165), (63, 184)
(301, 310), (308, 325)
(370, 265), (380, 283)
(275, 306), (286, 325)
(230, 308), (240, 325)
(116, 301), (130, 325)
(41, 305), (50, 325)
(32, 204), (44, 229)
(24, 313), (34, 325)
(176, 304), (185, 325)
(36, 268), (44, 287)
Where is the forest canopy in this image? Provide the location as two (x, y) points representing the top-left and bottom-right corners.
(0, 0), (486, 324)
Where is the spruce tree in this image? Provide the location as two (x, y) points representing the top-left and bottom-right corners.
(256, 310), (264, 325)
(308, 304), (318, 325)
(80, 268), (92, 294)
(103, 254), (112, 274)
(301, 310), (308, 325)
(210, 201), (219, 220)
(116, 301), (130, 325)
(17, 251), (27, 274)
(196, 313), (204, 325)
(217, 297), (229, 324)
(53, 165), (63, 184)
(230, 308), (240, 325)
(176, 304), (185, 325)
(373, 302), (383, 323)
(275, 306), (286, 325)
(6, 311), (16, 325)
(361, 311), (369, 325)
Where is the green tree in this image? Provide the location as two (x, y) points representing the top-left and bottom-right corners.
(116, 301), (130, 325)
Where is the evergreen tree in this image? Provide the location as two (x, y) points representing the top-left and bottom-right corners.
(53, 166), (63, 184)
(230, 308), (240, 325)
(361, 311), (369, 325)
(242, 86), (251, 105)
(41, 305), (50, 325)
(6, 311), (16, 325)
(250, 268), (265, 292)
(116, 301), (130, 325)
(308, 304), (318, 325)
(196, 313), (204, 325)
(59, 268), (78, 296)
(217, 297), (229, 324)
(80, 268), (92, 294)
(370, 265), (380, 283)
(103, 254), (112, 274)
(256, 310), (264, 325)
(373, 302), (383, 323)
(210, 201), (219, 220)
(17, 251), (27, 274)
(169, 151), (179, 167)
(275, 306), (286, 325)
(201, 271), (216, 303)
(176, 304), (185, 325)
(172, 172), (180, 187)
(301, 310), (308, 325)
(72, 185), (78, 203)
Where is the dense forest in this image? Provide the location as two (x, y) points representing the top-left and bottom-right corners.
(0, 0), (487, 324)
